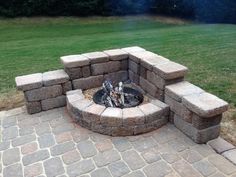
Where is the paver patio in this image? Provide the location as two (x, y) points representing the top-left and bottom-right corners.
(0, 107), (235, 177)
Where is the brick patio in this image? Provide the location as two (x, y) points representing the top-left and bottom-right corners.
(0, 107), (236, 177)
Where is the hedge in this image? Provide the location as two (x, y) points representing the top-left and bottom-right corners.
(0, 0), (235, 23)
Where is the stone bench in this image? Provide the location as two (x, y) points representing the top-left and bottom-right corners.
(165, 81), (228, 143)
(15, 70), (72, 114)
(66, 89), (169, 136)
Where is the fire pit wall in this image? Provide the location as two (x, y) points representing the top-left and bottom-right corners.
(15, 46), (229, 143)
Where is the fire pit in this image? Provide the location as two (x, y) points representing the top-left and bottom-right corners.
(93, 81), (143, 108)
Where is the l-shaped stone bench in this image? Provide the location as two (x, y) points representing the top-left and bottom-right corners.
(15, 46), (228, 143)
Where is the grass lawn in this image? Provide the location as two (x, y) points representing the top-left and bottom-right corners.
(0, 16), (236, 144)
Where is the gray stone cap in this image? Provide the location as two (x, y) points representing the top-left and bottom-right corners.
(84, 103), (106, 116)
(165, 81), (204, 102)
(121, 46), (146, 53)
(66, 89), (84, 104)
(138, 103), (162, 115)
(153, 61), (188, 80)
(182, 92), (229, 117)
(82, 51), (109, 64)
(207, 137), (235, 154)
(43, 69), (69, 86)
(101, 107), (123, 119)
(129, 51), (169, 69)
(103, 49), (128, 61)
(15, 73), (43, 91)
(122, 107), (145, 119)
(60, 55), (90, 68)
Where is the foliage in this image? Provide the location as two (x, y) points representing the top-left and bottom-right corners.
(0, 0), (235, 23)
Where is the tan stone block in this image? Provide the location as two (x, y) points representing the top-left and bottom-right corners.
(104, 70), (128, 85)
(128, 70), (139, 85)
(138, 103), (163, 123)
(43, 69), (69, 86)
(25, 85), (62, 102)
(153, 61), (188, 80)
(192, 114), (222, 130)
(15, 73), (43, 91)
(101, 108), (123, 126)
(91, 61), (121, 75)
(41, 95), (66, 111)
(129, 60), (140, 74)
(112, 126), (134, 136)
(122, 107), (145, 126)
(62, 81), (72, 94)
(103, 49), (128, 60)
(139, 77), (158, 98)
(83, 51), (109, 64)
(183, 92), (229, 117)
(207, 137), (235, 154)
(60, 55), (90, 68)
(165, 81), (204, 102)
(64, 67), (82, 80)
(72, 75), (104, 90)
(82, 66), (91, 78)
(82, 103), (106, 124)
(165, 95), (192, 123)
(25, 101), (42, 114)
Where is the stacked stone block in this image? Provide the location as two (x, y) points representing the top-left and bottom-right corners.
(15, 69), (71, 114)
(66, 89), (169, 136)
(127, 50), (187, 101)
(61, 49), (129, 90)
(165, 81), (228, 143)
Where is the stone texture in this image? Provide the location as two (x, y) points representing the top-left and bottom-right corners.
(24, 163), (43, 177)
(142, 147), (161, 163)
(62, 81), (72, 94)
(83, 51), (109, 64)
(112, 137), (132, 152)
(122, 107), (145, 125)
(38, 133), (55, 148)
(180, 149), (203, 163)
(139, 76), (159, 98)
(73, 75), (104, 90)
(15, 73), (42, 91)
(140, 65), (147, 78)
(22, 150), (50, 166)
(139, 103), (163, 123)
(101, 107), (123, 126)
(64, 67), (82, 80)
(104, 70), (128, 85)
(91, 168), (112, 177)
(91, 61), (121, 75)
(41, 95), (66, 111)
(93, 149), (121, 167)
(82, 103), (105, 125)
(108, 161), (130, 177)
(25, 101), (42, 114)
(61, 54), (90, 68)
(132, 136), (157, 152)
(2, 126), (18, 141)
(43, 69), (69, 86)
(21, 142), (38, 155)
(192, 114), (222, 130)
(67, 160), (95, 177)
(2, 148), (20, 166)
(123, 171), (146, 177)
(122, 46), (146, 53)
(165, 95), (192, 123)
(222, 149), (236, 165)
(12, 134), (36, 147)
(122, 150), (145, 170)
(153, 61), (188, 80)
(82, 65), (91, 77)
(121, 59), (128, 70)
(143, 161), (172, 177)
(25, 85), (62, 102)
(172, 160), (202, 177)
(3, 163), (23, 177)
(77, 140), (97, 158)
(165, 81), (204, 102)
(62, 150), (81, 164)
(2, 116), (16, 128)
(104, 48), (128, 60)
(128, 70), (139, 85)
(207, 137), (235, 154)
(208, 154), (236, 175)
(50, 141), (75, 156)
(44, 157), (65, 177)
(95, 139), (113, 152)
(129, 60), (140, 74)
(193, 160), (216, 176)
(183, 92), (229, 117)
(56, 132), (72, 143)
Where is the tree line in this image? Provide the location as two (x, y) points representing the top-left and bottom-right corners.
(0, 0), (235, 23)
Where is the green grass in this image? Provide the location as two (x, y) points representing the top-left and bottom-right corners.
(0, 16), (236, 106)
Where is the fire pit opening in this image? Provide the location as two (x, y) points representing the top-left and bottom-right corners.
(93, 80), (143, 108)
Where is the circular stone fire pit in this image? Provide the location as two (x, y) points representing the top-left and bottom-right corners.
(66, 86), (170, 136)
